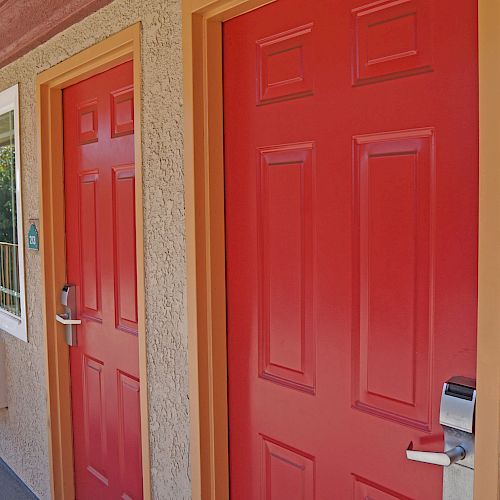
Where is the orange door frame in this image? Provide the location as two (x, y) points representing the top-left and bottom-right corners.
(37, 24), (151, 500)
(183, 1), (500, 499)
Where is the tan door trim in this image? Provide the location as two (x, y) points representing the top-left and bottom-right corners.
(184, 1), (498, 498)
(183, 2), (275, 499)
(475, 1), (500, 498)
(37, 23), (151, 500)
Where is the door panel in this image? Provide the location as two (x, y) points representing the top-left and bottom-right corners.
(113, 165), (138, 334)
(63, 61), (143, 499)
(224, 0), (478, 498)
(258, 143), (316, 392)
(353, 129), (434, 430)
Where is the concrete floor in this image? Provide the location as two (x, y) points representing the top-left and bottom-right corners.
(0, 459), (37, 500)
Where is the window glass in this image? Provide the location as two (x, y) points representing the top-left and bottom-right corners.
(0, 110), (20, 317)
(0, 84), (26, 341)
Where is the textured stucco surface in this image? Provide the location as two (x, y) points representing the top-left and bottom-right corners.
(0, 0), (189, 498)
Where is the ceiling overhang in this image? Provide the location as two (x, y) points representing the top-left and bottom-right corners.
(0, 0), (114, 70)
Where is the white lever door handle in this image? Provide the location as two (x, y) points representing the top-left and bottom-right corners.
(56, 314), (82, 326)
(406, 441), (466, 467)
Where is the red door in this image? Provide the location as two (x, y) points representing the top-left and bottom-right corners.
(64, 61), (143, 499)
(224, 0), (478, 498)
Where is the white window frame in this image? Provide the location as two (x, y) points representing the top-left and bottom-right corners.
(0, 84), (27, 342)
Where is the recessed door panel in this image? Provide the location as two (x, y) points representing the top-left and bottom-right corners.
(79, 172), (101, 318)
(352, 0), (433, 85)
(83, 356), (107, 485)
(353, 475), (411, 500)
(261, 436), (315, 500)
(258, 143), (316, 393)
(117, 371), (142, 500)
(112, 165), (138, 334)
(257, 23), (314, 105)
(353, 129), (434, 430)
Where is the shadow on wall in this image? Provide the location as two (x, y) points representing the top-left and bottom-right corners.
(0, 457), (39, 499)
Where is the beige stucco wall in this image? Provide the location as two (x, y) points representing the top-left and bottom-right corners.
(0, 0), (188, 498)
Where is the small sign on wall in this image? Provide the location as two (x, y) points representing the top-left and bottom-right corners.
(27, 220), (39, 251)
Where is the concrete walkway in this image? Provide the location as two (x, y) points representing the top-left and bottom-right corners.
(0, 459), (37, 500)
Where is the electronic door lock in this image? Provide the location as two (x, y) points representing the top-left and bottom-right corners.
(405, 377), (476, 498)
(56, 284), (80, 346)
(406, 377), (476, 470)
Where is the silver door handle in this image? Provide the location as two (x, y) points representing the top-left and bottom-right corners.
(406, 441), (466, 467)
(55, 313), (82, 326)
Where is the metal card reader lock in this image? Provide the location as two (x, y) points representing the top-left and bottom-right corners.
(55, 284), (81, 346)
(406, 377), (476, 499)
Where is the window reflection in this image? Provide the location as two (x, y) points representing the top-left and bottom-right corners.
(0, 110), (20, 317)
